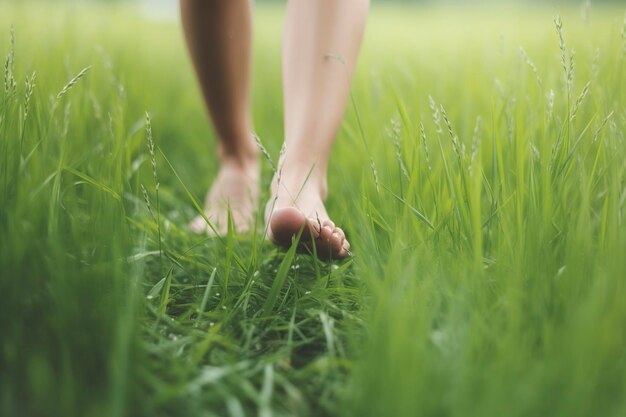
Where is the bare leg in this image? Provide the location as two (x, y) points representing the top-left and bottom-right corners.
(266, 0), (369, 259)
(180, 0), (260, 235)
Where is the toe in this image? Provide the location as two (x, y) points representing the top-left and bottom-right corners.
(330, 231), (344, 253)
(322, 219), (336, 230)
(338, 239), (352, 258)
(320, 224), (334, 242)
(307, 217), (323, 236)
(334, 227), (346, 239)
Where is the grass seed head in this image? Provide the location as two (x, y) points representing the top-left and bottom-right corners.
(592, 111), (614, 142)
(554, 15), (574, 93)
(4, 26), (16, 97)
(419, 121), (432, 172)
(428, 95), (442, 133)
(145, 112), (159, 191)
(555, 16), (567, 75)
(386, 118), (410, 181)
(469, 116), (482, 174)
(23, 71), (36, 120)
(570, 80), (591, 121)
(370, 157), (379, 193)
(440, 104), (461, 158)
(140, 183), (156, 222)
(56, 66), (91, 100)
(253, 132), (276, 171)
(519, 46), (543, 88)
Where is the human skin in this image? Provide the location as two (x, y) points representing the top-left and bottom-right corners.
(181, 0), (369, 259)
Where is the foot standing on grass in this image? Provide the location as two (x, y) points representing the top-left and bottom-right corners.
(180, 0), (369, 259)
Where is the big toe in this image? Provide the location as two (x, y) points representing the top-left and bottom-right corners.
(269, 207), (312, 246)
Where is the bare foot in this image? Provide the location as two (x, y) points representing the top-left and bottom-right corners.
(265, 169), (350, 260)
(189, 157), (259, 235)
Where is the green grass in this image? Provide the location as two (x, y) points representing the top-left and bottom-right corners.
(1, 3), (625, 417)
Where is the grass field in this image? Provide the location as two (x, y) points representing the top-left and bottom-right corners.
(1, 3), (625, 417)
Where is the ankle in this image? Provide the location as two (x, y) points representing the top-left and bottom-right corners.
(218, 134), (260, 169)
(220, 150), (259, 171)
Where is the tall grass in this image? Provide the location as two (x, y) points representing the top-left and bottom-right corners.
(1, 3), (625, 417)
